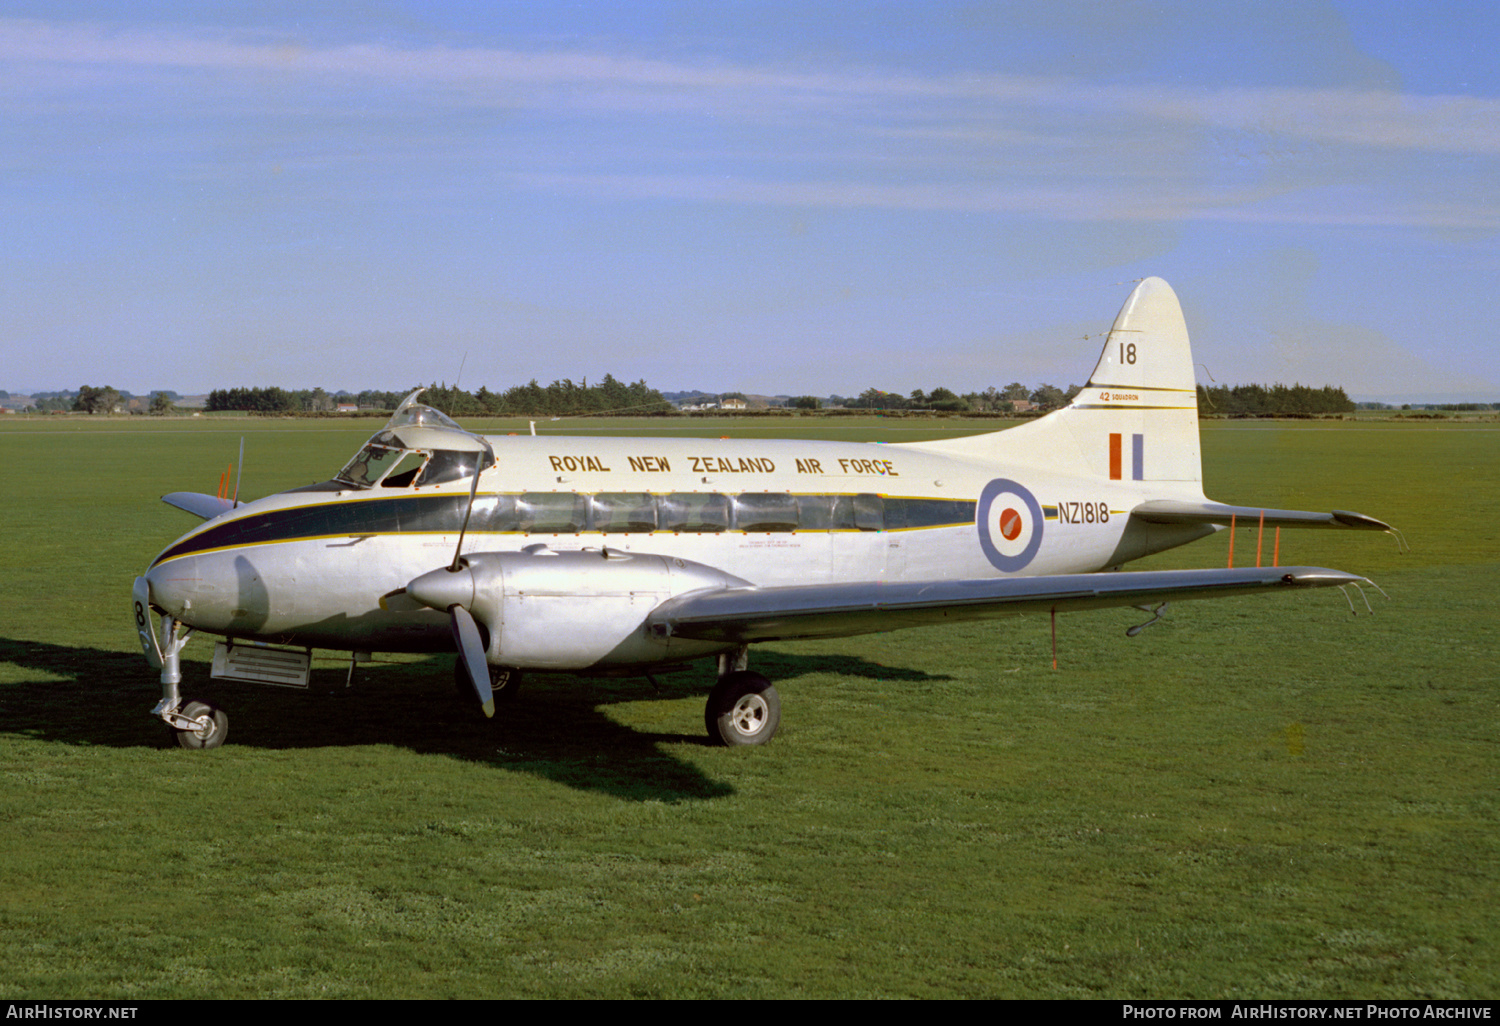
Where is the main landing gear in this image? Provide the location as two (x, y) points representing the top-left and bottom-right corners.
(703, 647), (780, 747)
(705, 671), (780, 746)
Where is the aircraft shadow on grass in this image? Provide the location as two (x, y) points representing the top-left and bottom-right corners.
(0, 636), (951, 803)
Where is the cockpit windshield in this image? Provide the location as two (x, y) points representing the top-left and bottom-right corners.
(334, 390), (493, 489)
(387, 401), (465, 433)
(335, 434), (486, 491)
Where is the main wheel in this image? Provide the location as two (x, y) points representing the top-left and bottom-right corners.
(453, 660), (523, 705)
(174, 700), (228, 750)
(705, 671), (780, 747)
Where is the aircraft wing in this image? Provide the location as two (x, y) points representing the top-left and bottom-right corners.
(161, 492), (236, 520)
(1131, 499), (1392, 532)
(649, 565), (1369, 645)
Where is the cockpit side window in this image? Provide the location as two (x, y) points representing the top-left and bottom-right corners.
(415, 450), (482, 488)
(336, 444), (408, 488)
(380, 452), (429, 488)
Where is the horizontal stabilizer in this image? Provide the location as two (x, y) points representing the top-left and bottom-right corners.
(650, 566), (1369, 645)
(161, 492), (236, 520)
(1132, 499), (1392, 532)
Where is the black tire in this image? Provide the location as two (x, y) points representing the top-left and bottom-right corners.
(705, 671), (780, 747)
(453, 660), (523, 705)
(174, 701), (228, 750)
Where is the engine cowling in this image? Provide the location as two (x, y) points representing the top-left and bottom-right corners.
(407, 547), (748, 670)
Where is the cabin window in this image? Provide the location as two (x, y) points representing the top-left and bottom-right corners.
(852, 493), (884, 531)
(801, 495), (856, 530)
(659, 493), (730, 533)
(469, 493), (518, 533)
(732, 493), (799, 532)
(589, 493), (658, 533)
(794, 494), (884, 530)
(517, 493), (587, 533)
(890, 498), (975, 530)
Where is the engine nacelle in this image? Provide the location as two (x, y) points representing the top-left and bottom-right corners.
(459, 547), (748, 669)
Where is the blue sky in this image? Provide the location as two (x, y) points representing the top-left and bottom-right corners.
(2, 1), (1496, 402)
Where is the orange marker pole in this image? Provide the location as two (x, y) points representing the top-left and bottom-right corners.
(1256, 510), (1265, 567)
(1273, 526), (1281, 567)
(1227, 514), (1236, 568)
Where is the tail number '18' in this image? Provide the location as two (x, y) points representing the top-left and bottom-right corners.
(1058, 501), (1109, 525)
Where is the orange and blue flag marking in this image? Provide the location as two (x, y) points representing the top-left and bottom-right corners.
(1109, 433), (1144, 480)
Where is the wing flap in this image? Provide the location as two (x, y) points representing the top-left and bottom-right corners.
(1132, 499), (1392, 532)
(650, 566), (1367, 644)
(161, 492), (236, 520)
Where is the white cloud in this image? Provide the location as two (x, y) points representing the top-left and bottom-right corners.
(2, 18), (1496, 234)
(4, 17), (1497, 149)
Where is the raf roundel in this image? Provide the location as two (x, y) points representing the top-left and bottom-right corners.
(976, 478), (1044, 572)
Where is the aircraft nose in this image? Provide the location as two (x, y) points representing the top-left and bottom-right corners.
(145, 558), (199, 619)
(406, 564), (476, 612)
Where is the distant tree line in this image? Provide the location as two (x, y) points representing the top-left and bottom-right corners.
(208, 387), (345, 411)
(23, 378), (1401, 420)
(426, 375), (673, 416)
(1196, 383), (1355, 416)
(204, 375), (672, 417)
(844, 382), (1081, 413)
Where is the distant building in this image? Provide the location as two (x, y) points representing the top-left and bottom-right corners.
(336, 404), (359, 413)
(720, 398), (747, 410)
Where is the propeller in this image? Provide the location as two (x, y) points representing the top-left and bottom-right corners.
(451, 604), (494, 718)
(406, 548), (496, 718)
(405, 442), (499, 718)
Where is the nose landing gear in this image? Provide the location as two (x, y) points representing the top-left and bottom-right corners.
(170, 700), (229, 749)
(138, 592), (229, 750)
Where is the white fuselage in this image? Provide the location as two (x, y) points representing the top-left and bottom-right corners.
(143, 432), (1208, 667)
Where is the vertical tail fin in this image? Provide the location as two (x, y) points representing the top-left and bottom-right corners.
(1067, 277), (1201, 483)
(906, 277), (1202, 485)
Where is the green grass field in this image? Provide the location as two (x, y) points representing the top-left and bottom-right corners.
(0, 415), (1495, 998)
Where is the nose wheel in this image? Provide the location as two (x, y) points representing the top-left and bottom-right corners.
(705, 671), (780, 746)
(170, 700), (229, 750)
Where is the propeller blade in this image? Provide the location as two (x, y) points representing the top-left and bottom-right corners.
(450, 604), (494, 718)
(377, 587), (423, 612)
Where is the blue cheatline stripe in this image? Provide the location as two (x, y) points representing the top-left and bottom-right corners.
(151, 492), (980, 565)
(1133, 433), (1144, 481)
